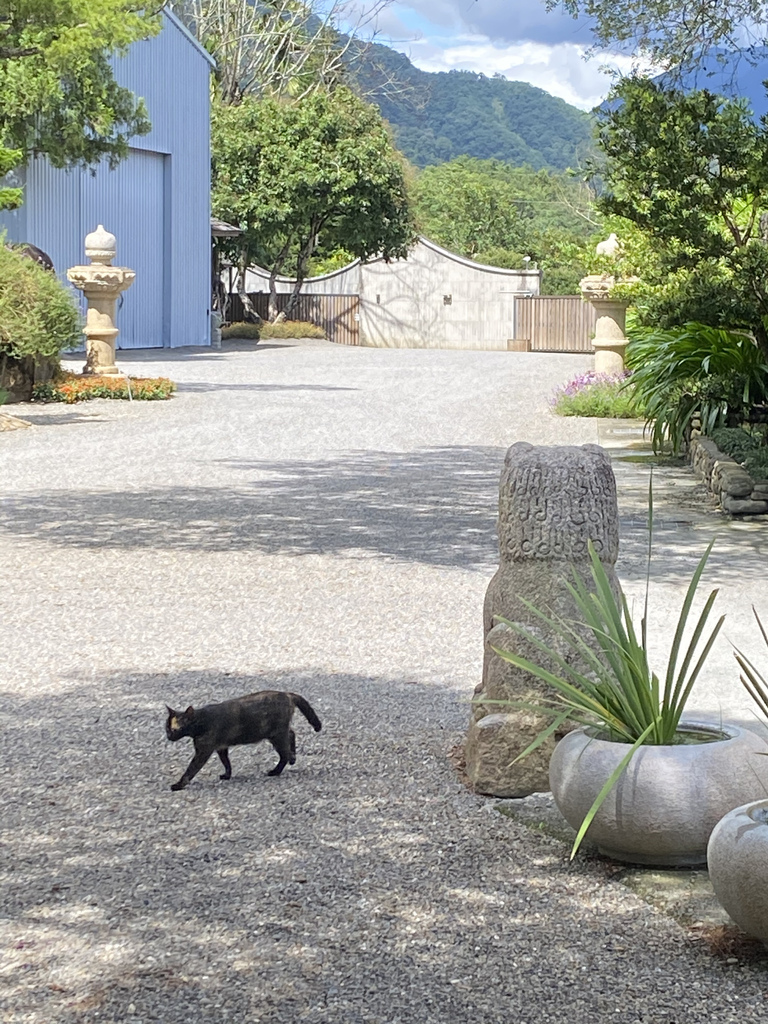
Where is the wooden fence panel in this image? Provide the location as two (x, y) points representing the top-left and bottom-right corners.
(515, 296), (597, 353)
(227, 292), (360, 346)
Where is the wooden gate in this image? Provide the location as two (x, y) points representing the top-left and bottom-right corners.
(228, 292), (360, 346)
(515, 296), (598, 353)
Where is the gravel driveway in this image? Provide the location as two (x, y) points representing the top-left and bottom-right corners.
(1, 340), (766, 1023)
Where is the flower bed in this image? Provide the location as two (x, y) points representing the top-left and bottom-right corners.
(32, 372), (176, 404)
(551, 370), (642, 418)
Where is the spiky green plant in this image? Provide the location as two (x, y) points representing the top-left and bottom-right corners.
(734, 610), (768, 725)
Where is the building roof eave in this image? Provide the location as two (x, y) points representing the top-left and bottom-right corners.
(163, 8), (216, 69)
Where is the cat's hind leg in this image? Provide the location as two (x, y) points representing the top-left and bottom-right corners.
(289, 728), (296, 765)
(218, 749), (232, 780)
(171, 746), (213, 791)
(267, 730), (292, 776)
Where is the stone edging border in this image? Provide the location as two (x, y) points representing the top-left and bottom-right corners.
(689, 436), (768, 515)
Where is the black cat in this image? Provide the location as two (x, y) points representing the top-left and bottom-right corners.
(165, 690), (322, 791)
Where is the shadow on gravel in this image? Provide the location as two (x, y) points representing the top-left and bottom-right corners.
(4, 443), (768, 583)
(4, 667), (759, 1023)
(0, 446), (504, 569)
(9, 411), (108, 426)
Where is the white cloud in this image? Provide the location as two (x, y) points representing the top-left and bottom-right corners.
(398, 36), (636, 109)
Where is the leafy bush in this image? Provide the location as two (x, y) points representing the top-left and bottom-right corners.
(33, 372), (175, 403)
(0, 244), (80, 362)
(552, 370), (643, 418)
(259, 321), (325, 339)
(626, 323), (768, 453)
(221, 322), (260, 340)
(709, 427), (761, 462)
(744, 449), (768, 482)
(221, 320), (327, 340)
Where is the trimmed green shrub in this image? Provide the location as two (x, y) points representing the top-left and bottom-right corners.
(221, 322), (260, 340)
(221, 320), (326, 341)
(260, 320), (325, 339)
(0, 244), (80, 362)
(709, 427), (760, 462)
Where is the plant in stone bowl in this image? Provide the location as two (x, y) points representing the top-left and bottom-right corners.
(706, 612), (768, 942)
(488, 487), (768, 864)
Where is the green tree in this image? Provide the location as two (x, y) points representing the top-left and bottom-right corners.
(410, 157), (599, 293)
(410, 159), (527, 262)
(594, 77), (768, 355)
(212, 87), (414, 318)
(0, 0), (158, 209)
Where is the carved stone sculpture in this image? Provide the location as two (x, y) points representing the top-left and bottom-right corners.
(465, 442), (620, 797)
(67, 225), (135, 375)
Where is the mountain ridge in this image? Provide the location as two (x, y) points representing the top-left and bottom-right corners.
(350, 40), (595, 171)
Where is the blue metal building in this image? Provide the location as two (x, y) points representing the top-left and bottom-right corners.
(0, 10), (213, 350)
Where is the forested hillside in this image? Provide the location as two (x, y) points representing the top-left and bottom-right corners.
(350, 41), (594, 170)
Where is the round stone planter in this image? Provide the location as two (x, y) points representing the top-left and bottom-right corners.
(549, 722), (767, 866)
(708, 800), (768, 943)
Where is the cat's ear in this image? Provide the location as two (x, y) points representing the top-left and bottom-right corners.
(185, 705), (194, 714)
(165, 705), (174, 715)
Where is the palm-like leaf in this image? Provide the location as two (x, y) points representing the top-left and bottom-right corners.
(624, 323), (768, 454)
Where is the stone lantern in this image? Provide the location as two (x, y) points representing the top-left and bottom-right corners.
(579, 234), (637, 374)
(67, 225), (135, 375)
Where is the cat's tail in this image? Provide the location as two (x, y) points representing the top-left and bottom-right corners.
(292, 694), (322, 732)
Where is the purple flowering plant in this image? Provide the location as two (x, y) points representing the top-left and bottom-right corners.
(552, 369), (642, 418)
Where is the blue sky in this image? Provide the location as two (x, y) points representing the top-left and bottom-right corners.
(372, 0), (635, 109)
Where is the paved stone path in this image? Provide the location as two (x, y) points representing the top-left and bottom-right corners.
(1, 340), (767, 1024)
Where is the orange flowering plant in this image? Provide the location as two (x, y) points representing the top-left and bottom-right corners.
(33, 372), (175, 404)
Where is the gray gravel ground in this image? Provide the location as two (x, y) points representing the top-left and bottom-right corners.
(2, 340), (768, 1024)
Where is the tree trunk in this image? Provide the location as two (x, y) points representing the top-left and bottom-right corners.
(267, 239), (293, 322)
(236, 256), (260, 324)
(284, 229), (318, 319)
(754, 321), (768, 363)
(268, 269), (280, 323)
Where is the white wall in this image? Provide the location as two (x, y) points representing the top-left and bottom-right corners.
(360, 239), (540, 349)
(240, 238), (541, 350)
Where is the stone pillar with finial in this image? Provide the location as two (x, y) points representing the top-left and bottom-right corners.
(579, 233), (637, 374)
(67, 225), (136, 375)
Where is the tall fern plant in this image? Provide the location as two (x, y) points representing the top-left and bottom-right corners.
(625, 322), (768, 454)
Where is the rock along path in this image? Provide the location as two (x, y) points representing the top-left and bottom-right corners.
(1, 340), (767, 1024)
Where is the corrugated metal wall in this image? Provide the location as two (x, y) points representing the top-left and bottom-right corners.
(81, 150), (166, 348)
(0, 11), (211, 349)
